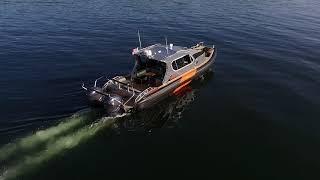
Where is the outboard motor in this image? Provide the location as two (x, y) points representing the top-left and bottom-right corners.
(82, 81), (125, 116)
(104, 94), (125, 115)
(88, 87), (106, 107)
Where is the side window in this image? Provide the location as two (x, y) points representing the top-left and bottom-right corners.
(192, 51), (204, 59)
(176, 57), (185, 69)
(183, 55), (193, 65)
(172, 55), (193, 70)
(172, 61), (178, 70)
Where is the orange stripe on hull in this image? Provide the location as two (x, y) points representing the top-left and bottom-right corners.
(173, 80), (192, 95)
(180, 69), (196, 83)
(173, 68), (196, 95)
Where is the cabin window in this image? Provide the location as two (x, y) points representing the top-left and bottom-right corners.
(192, 51), (204, 59)
(172, 61), (178, 70)
(172, 55), (193, 70)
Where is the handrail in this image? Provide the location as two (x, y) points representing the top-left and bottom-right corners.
(124, 89), (135, 106)
(135, 87), (153, 103)
(81, 83), (88, 90)
(82, 76), (145, 106)
(110, 78), (130, 87)
(94, 76), (104, 87)
(108, 78), (141, 94)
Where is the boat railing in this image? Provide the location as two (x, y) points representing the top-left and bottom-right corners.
(124, 89), (135, 106)
(104, 77), (141, 94)
(135, 87), (153, 103)
(82, 76), (143, 106)
(191, 42), (204, 49)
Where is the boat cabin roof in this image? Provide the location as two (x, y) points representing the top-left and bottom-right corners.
(134, 44), (197, 63)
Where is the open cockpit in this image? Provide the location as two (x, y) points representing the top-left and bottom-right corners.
(122, 54), (167, 91)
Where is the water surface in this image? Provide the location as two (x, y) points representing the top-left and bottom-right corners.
(0, 0), (320, 179)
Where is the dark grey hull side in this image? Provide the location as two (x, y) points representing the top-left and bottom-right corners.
(135, 50), (217, 110)
(135, 78), (179, 110)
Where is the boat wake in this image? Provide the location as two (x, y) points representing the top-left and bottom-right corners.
(0, 72), (212, 180)
(0, 110), (127, 180)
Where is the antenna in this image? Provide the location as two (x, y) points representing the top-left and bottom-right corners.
(165, 36), (168, 54)
(138, 30), (142, 49)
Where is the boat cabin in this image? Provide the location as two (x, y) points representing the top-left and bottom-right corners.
(129, 43), (200, 91)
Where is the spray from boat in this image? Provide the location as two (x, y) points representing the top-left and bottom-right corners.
(0, 111), (91, 163)
(0, 110), (128, 180)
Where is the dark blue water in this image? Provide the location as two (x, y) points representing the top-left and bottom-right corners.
(1, 0), (320, 179)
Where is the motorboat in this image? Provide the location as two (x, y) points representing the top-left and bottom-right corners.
(82, 41), (217, 115)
